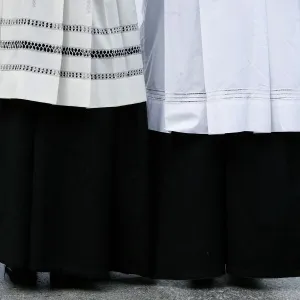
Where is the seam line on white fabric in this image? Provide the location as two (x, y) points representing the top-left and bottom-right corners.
(146, 88), (271, 95)
(147, 88), (300, 96)
(148, 96), (300, 103)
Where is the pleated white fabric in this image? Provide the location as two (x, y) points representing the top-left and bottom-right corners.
(0, 0), (146, 108)
(141, 0), (300, 134)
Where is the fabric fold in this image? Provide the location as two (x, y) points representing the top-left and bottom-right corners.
(142, 0), (300, 134)
(0, 0), (146, 108)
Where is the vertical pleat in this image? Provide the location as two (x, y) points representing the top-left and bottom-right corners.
(267, 0), (300, 89)
(56, 0), (67, 107)
(21, 0), (64, 105)
(0, 0), (3, 40)
(115, 0), (130, 72)
(0, 0), (3, 65)
(142, 0), (167, 132)
(87, 0), (93, 109)
(164, 0), (208, 133)
(198, 0), (271, 133)
(267, 0), (300, 131)
(142, 0), (164, 91)
(57, 0), (92, 107)
(134, 0), (145, 27)
(0, 0), (23, 100)
(90, 0), (117, 107)
(115, 0), (143, 103)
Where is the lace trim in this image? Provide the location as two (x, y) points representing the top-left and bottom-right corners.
(0, 64), (144, 80)
(0, 40), (141, 59)
(0, 18), (139, 35)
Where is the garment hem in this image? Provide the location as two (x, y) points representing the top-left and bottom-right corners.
(147, 94), (300, 134)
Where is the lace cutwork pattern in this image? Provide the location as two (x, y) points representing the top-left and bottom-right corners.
(0, 64), (143, 80)
(0, 18), (139, 35)
(0, 40), (141, 59)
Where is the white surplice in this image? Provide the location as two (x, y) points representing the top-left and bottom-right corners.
(0, 0), (146, 108)
(140, 0), (300, 134)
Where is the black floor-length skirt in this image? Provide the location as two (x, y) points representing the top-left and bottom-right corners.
(149, 131), (300, 279)
(2, 98), (300, 280)
(0, 99), (150, 279)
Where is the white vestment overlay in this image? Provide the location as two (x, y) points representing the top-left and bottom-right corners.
(0, 0), (147, 108)
(140, 0), (300, 134)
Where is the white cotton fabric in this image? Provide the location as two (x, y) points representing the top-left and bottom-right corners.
(0, 0), (147, 108)
(140, 0), (300, 134)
